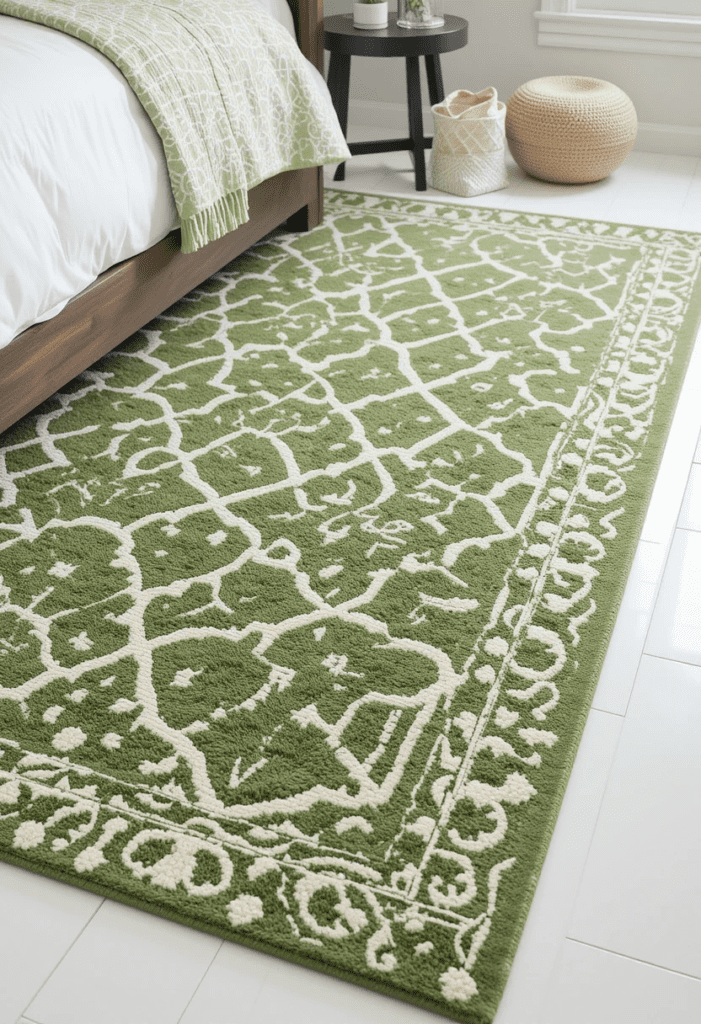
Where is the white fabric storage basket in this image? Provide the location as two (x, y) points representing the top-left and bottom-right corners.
(430, 88), (508, 198)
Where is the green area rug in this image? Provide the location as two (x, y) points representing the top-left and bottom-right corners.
(1, 189), (700, 1022)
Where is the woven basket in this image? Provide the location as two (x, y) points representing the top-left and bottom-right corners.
(505, 76), (637, 184)
(430, 92), (507, 198)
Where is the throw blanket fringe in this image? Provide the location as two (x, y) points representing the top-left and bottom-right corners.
(181, 191), (250, 255)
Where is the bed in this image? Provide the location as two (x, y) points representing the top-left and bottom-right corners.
(0, 0), (342, 436)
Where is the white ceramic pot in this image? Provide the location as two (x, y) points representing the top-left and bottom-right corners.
(353, 1), (388, 29)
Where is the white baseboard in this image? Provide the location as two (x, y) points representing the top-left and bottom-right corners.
(348, 99), (701, 157)
(348, 99), (422, 136)
(634, 122), (701, 157)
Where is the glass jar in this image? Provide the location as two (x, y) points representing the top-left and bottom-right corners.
(396, 0), (444, 29)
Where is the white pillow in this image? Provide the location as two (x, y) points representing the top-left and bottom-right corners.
(255, 0), (297, 39)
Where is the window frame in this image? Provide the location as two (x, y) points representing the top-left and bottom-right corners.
(535, 0), (701, 56)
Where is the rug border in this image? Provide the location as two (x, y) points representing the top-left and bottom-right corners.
(454, 198), (701, 1015)
(2, 190), (701, 1024)
(0, 846), (470, 1023)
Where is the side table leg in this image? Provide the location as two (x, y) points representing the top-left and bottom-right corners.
(405, 55), (426, 191)
(327, 52), (351, 182)
(425, 54), (445, 107)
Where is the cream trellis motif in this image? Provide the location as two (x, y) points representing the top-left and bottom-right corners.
(1, 192), (699, 1021)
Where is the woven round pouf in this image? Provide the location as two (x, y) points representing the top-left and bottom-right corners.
(505, 76), (637, 184)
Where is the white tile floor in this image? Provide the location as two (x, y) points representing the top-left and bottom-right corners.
(2, 135), (701, 1024)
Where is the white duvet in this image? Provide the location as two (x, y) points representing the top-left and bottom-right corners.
(0, 0), (334, 350)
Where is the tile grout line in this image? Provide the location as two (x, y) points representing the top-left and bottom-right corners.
(17, 897), (106, 1023)
(637, 648), (701, 673)
(557, 709), (628, 942)
(241, 967), (275, 1024)
(567, 935), (701, 983)
(621, 318), (701, 716)
(679, 155), (701, 208)
(624, 521), (701, 719)
(619, 532), (681, 721)
(174, 939), (225, 1024)
(517, 708), (627, 1024)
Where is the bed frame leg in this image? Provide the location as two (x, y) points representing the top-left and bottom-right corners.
(284, 168), (324, 231)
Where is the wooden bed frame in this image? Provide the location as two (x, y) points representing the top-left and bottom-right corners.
(0, 0), (325, 436)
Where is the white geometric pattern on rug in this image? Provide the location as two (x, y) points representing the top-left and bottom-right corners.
(1, 191), (699, 1021)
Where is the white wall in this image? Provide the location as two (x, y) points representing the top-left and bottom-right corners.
(324, 0), (701, 152)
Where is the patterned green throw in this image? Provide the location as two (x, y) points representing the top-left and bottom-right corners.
(1, 191), (700, 1022)
(0, 0), (350, 252)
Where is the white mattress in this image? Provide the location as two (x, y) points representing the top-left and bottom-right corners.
(0, 1), (332, 350)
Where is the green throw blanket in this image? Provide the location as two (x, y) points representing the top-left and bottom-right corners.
(0, 0), (351, 252)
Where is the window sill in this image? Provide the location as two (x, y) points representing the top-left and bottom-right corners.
(535, 9), (701, 56)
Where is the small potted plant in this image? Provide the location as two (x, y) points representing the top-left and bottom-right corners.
(353, 0), (388, 31)
(397, 0), (443, 29)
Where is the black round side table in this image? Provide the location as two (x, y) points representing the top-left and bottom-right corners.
(324, 14), (468, 192)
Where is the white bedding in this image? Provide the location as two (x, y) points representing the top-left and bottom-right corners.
(0, 0), (333, 350)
